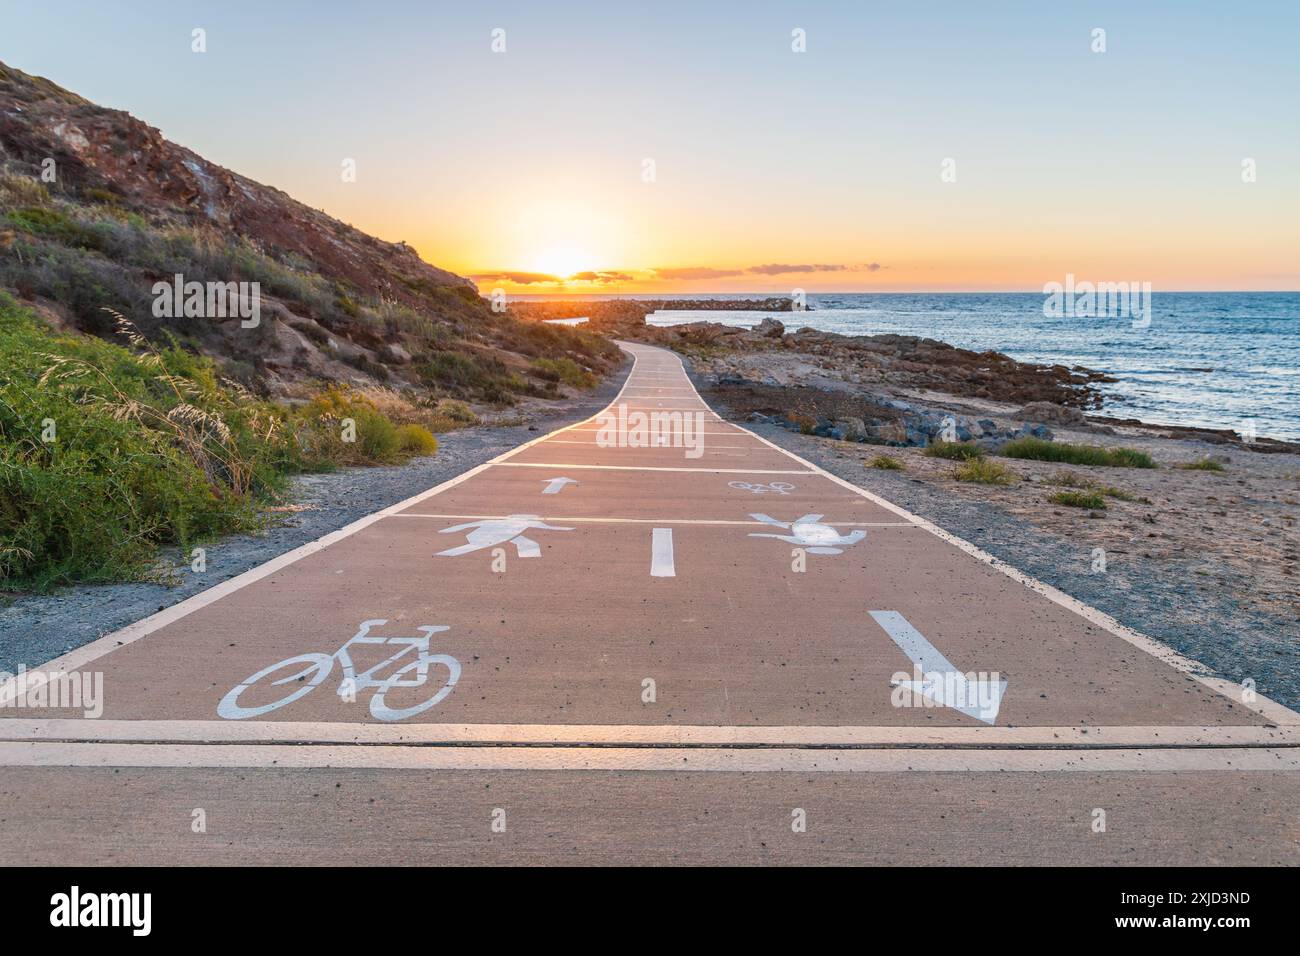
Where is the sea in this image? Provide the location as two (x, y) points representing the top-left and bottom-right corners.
(636, 292), (1300, 441)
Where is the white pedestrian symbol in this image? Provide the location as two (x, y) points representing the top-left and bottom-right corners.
(748, 513), (865, 555)
(436, 514), (573, 558)
(729, 480), (794, 495)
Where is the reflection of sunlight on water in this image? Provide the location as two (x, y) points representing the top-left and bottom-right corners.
(648, 293), (1300, 439)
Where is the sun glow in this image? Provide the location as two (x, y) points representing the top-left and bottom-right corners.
(531, 247), (595, 281)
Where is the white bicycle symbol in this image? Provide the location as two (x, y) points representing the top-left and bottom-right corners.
(217, 619), (461, 722)
(728, 481), (795, 495)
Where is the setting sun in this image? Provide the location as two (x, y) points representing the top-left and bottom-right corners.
(530, 247), (595, 281)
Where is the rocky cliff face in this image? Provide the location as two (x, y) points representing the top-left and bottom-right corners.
(0, 61), (619, 400)
(0, 62), (471, 305)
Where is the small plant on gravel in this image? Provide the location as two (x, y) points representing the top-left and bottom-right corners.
(419, 398), (479, 432)
(1046, 470), (1091, 488)
(924, 440), (985, 461)
(955, 458), (1016, 485)
(1048, 490), (1107, 509)
(395, 424), (438, 456)
(1177, 457), (1226, 472)
(1045, 470), (1148, 503)
(869, 454), (904, 470)
(434, 398), (478, 424)
(1098, 486), (1141, 502)
(787, 411), (817, 435)
(1000, 437), (1155, 468)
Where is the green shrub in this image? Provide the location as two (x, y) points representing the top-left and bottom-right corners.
(434, 399), (477, 424)
(1099, 486), (1140, 502)
(868, 454), (903, 470)
(924, 440), (985, 461)
(1000, 437), (1155, 468)
(5, 206), (108, 251)
(533, 356), (596, 389)
(788, 411), (817, 435)
(0, 296), (437, 591)
(0, 172), (51, 206)
(396, 424), (438, 456)
(0, 297), (272, 589)
(1048, 491), (1107, 509)
(82, 187), (122, 206)
(955, 458), (1016, 485)
(1108, 447), (1158, 468)
(1046, 471), (1147, 503)
(419, 351), (489, 389)
(1177, 457), (1226, 472)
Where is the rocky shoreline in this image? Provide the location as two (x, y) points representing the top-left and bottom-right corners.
(513, 301), (1299, 453)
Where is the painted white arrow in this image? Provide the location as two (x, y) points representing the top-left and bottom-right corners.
(869, 610), (1007, 725)
(540, 477), (578, 495)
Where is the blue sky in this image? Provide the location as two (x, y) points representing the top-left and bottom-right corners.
(3, 0), (1297, 290)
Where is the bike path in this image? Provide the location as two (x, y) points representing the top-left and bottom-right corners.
(2, 342), (1287, 735)
(0, 343), (1294, 868)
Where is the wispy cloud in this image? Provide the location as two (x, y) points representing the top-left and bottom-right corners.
(653, 267), (748, 281)
(471, 262), (885, 286)
(747, 263), (848, 276)
(470, 269), (635, 285)
(570, 270), (635, 283)
(468, 271), (563, 285)
(654, 262), (883, 280)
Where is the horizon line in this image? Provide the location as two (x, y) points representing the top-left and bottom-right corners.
(497, 289), (1300, 297)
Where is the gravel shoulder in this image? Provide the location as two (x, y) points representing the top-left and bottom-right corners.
(0, 359), (631, 674)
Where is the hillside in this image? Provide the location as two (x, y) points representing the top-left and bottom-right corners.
(0, 61), (621, 591)
(0, 60), (620, 402)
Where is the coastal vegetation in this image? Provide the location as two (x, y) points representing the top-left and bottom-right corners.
(954, 458), (1017, 485)
(1047, 471), (1150, 504)
(1178, 457), (1226, 472)
(1000, 437), (1156, 469)
(0, 295), (440, 592)
(924, 441), (985, 461)
(1048, 490), (1108, 510)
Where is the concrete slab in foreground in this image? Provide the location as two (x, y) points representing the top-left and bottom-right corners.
(2, 766), (1295, 866)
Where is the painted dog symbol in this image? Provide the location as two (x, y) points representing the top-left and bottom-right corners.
(436, 514), (573, 558)
(748, 513), (866, 555)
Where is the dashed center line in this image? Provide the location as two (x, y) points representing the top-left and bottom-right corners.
(651, 527), (676, 577)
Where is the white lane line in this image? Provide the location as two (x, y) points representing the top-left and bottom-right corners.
(618, 341), (1300, 725)
(388, 514), (914, 527)
(492, 462), (814, 475)
(4, 719), (1294, 748)
(3, 742), (1296, 773)
(651, 528), (676, 577)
